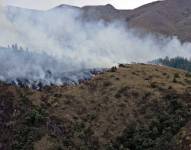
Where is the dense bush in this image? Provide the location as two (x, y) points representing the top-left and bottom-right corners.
(25, 108), (47, 126)
(12, 127), (44, 150)
(12, 102), (47, 150)
(111, 94), (191, 150)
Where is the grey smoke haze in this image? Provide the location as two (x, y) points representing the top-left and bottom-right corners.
(0, 4), (191, 86)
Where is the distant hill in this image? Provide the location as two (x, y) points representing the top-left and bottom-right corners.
(5, 0), (191, 42)
(54, 0), (191, 42)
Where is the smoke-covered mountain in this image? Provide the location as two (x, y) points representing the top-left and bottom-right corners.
(1, 0), (191, 87)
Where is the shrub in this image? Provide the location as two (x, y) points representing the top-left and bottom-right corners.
(185, 72), (191, 77)
(119, 64), (126, 68)
(185, 79), (191, 84)
(103, 81), (112, 87)
(115, 86), (128, 98)
(110, 67), (117, 72)
(174, 73), (180, 78)
(25, 108), (47, 126)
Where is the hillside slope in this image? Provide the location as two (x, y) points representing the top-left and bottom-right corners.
(1, 64), (191, 150)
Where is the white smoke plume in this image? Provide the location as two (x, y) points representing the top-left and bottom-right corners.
(0, 4), (191, 86)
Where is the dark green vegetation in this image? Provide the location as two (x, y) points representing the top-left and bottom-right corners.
(112, 94), (191, 150)
(1, 64), (191, 150)
(154, 57), (191, 72)
(0, 90), (48, 150)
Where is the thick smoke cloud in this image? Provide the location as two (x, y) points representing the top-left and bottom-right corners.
(0, 5), (191, 86)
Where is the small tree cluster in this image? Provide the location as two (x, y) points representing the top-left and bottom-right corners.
(154, 56), (191, 72)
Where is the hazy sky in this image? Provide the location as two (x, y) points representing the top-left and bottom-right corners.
(5, 0), (158, 10)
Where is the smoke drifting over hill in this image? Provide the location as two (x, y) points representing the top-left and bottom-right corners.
(0, 4), (191, 86)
